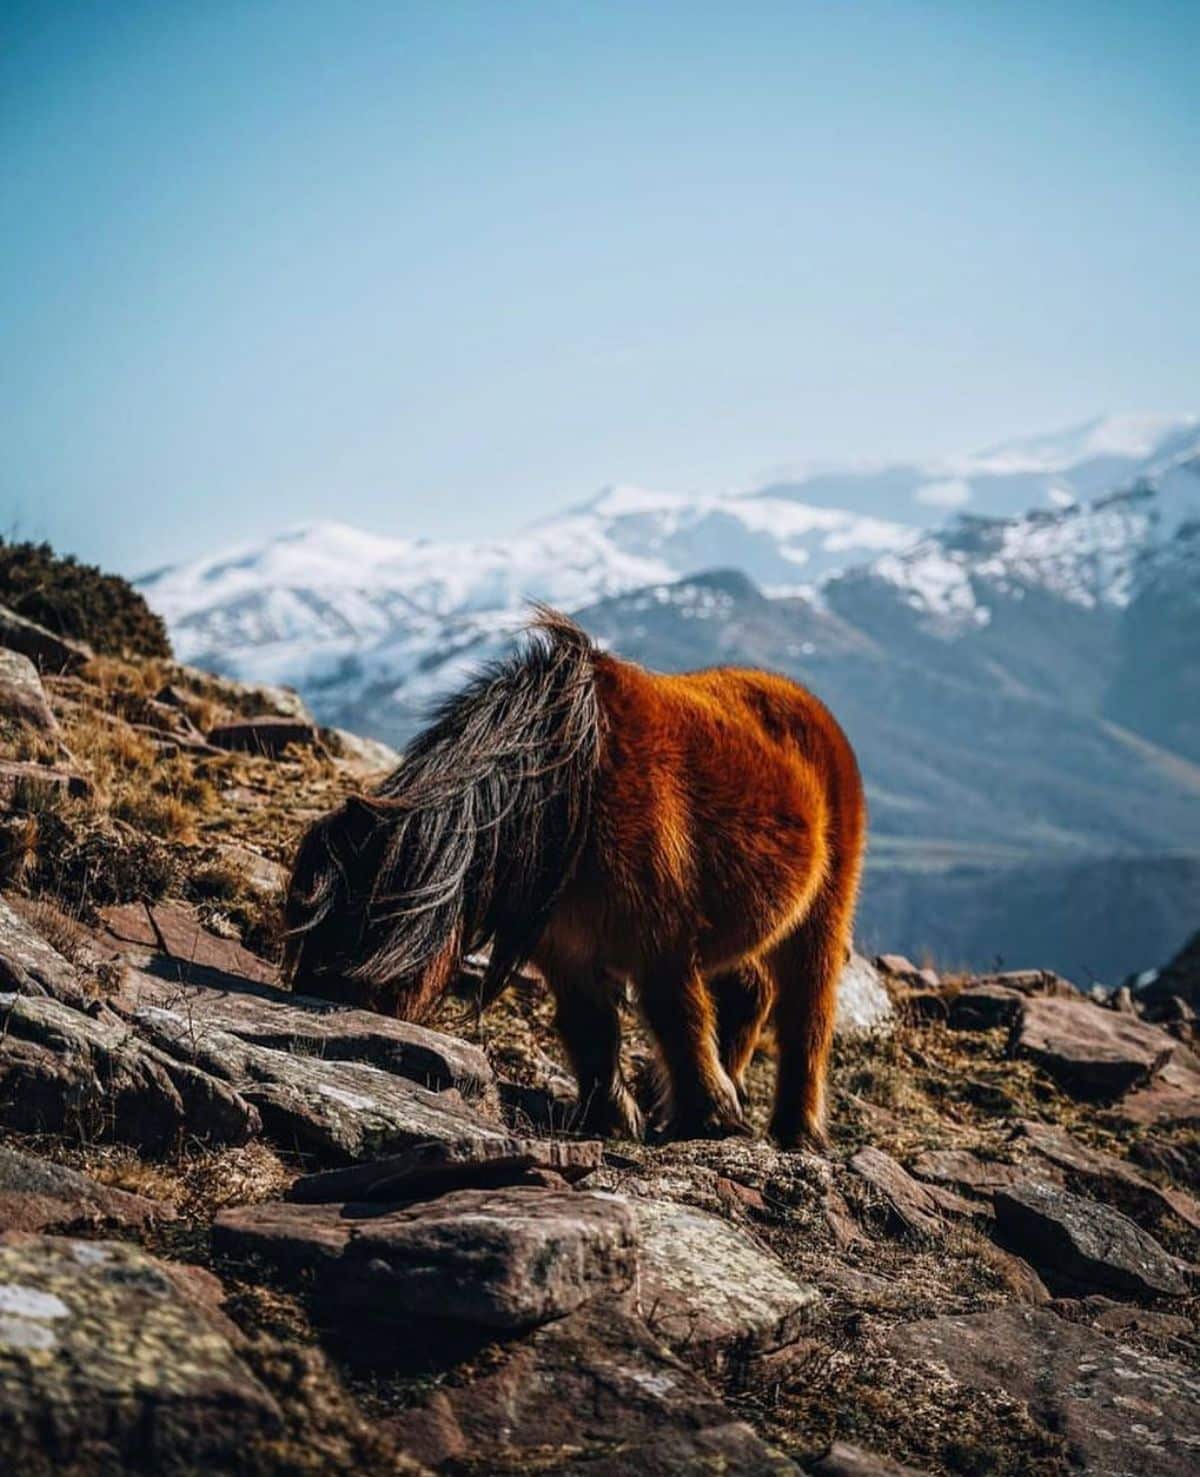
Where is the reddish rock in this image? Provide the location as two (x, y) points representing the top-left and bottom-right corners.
(216, 1186), (638, 1331)
(0, 1147), (167, 1234)
(850, 1147), (981, 1238)
(948, 983), (1023, 1031)
(812, 1443), (931, 1477)
(100, 900), (279, 986)
(1109, 1054), (1200, 1127)
(908, 1148), (1026, 1198)
(1014, 995), (1179, 1098)
(288, 1135), (602, 1204)
(0, 603), (90, 674)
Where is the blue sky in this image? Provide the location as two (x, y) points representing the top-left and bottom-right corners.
(2, 1), (1197, 575)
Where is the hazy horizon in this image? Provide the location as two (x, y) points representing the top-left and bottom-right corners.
(4, 1), (1198, 575)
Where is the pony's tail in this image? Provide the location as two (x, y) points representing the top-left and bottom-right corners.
(350, 606), (603, 1018)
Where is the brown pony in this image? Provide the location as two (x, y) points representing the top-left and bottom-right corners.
(283, 608), (865, 1149)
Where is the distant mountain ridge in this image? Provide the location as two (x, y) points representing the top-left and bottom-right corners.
(138, 414), (1200, 976)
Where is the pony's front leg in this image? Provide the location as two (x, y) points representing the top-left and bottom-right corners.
(640, 959), (747, 1141)
(547, 967), (644, 1142)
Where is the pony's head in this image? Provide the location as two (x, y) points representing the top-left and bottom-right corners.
(282, 792), (461, 1021)
(282, 608), (602, 1023)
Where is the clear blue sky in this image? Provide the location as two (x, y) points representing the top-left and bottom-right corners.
(2, 1), (1197, 575)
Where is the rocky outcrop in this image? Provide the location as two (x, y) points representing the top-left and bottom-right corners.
(835, 953), (894, 1035)
(0, 992), (259, 1151)
(0, 895), (92, 1006)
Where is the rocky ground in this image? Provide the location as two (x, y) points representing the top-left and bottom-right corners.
(0, 603), (1197, 1476)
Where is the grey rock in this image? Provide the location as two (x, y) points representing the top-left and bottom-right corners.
(885, 1305), (1200, 1477)
(0, 1234), (281, 1473)
(133, 1004), (505, 1163)
(994, 1179), (1186, 1297)
(0, 761), (92, 807)
(119, 964), (492, 1098)
(836, 952), (894, 1036)
(812, 1443), (931, 1477)
(0, 650), (59, 736)
(0, 895), (91, 1006)
(621, 1196), (819, 1375)
(0, 991), (259, 1151)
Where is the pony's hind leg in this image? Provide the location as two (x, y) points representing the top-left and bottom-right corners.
(710, 957), (774, 1109)
(767, 884), (855, 1151)
(546, 966), (644, 1141)
(639, 957), (747, 1140)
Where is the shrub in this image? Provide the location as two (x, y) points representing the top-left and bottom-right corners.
(0, 538), (171, 659)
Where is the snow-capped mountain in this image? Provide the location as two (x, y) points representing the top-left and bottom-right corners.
(138, 483), (918, 720)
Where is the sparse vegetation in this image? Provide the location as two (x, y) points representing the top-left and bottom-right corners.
(0, 538), (171, 659)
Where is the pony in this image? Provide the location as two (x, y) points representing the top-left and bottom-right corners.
(283, 608), (865, 1149)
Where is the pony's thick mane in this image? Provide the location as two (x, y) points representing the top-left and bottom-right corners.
(285, 607), (602, 1014)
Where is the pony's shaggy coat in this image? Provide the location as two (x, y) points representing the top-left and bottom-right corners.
(285, 610), (866, 1148)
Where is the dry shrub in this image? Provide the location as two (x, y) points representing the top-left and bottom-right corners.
(112, 789), (197, 842)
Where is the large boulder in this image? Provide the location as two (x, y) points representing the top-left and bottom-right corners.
(0, 1234), (281, 1474)
(0, 1147), (165, 1235)
(994, 1180), (1187, 1297)
(885, 1305), (1200, 1477)
(101, 902), (279, 987)
(0, 992), (259, 1151)
(133, 1004), (506, 1163)
(215, 1185), (638, 1331)
(849, 1147), (980, 1237)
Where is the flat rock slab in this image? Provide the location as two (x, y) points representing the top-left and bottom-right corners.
(0, 1147), (166, 1234)
(884, 1305), (1200, 1477)
(908, 1148), (1027, 1198)
(0, 992), (259, 1152)
(289, 1134), (602, 1204)
(206, 716), (321, 755)
(0, 895), (91, 1006)
(0, 603), (91, 674)
(1014, 996), (1179, 1098)
(119, 964), (492, 1098)
(0, 1233), (281, 1473)
(1015, 1119), (1200, 1232)
(1108, 1055), (1200, 1127)
(621, 1198), (818, 1375)
(133, 1004), (503, 1164)
(216, 1185), (638, 1330)
(101, 901), (279, 986)
(389, 1302), (799, 1474)
(994, 1179), (1186, 1297)
(850, 1147), (980, 1237)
